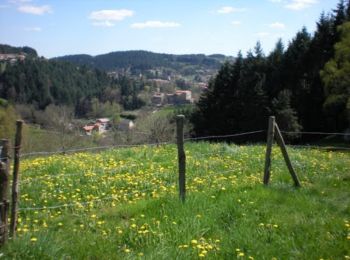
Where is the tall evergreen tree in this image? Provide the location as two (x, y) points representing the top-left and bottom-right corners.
(321, 22), (350, 131)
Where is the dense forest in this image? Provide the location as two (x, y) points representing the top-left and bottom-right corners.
(191, 0), (350, 139)
(0, 57), (144, 116)
(53, 51), (232, 72)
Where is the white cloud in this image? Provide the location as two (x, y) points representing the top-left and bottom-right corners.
(18, 4), (52, 15)
(285, 0), (318, 10)
(269, 0), (282, 3)
(92, 21), (115, 27)
(89, 9), (133, 21)
(217, 6), (246, 14)
(24, 26), (42, 32)
(269, 22), (286, 29)
(231, 21), (241, 26)
(131, 21), (180, 29)
(256, 32), (270, 38)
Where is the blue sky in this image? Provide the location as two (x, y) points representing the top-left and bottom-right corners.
(0, 0), (338, 58)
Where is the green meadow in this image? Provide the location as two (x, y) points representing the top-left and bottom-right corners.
(1, 142), (349, 259)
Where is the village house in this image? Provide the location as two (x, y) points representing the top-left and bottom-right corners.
(0, 53), (26, 64)
(151, 92), (165, 106)
(152, 90), (193, 106)
(82, 118), (111, 135)
(167, 90), (193, 105)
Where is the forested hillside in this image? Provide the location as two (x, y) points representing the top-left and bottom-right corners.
(0, 44), (37, 57)
(191, 0), (350, 137)
(53, 51), (232, 72)
(0, 57), (145, 116)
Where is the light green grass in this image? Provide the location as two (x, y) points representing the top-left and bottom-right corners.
(1, 143), (350, 259)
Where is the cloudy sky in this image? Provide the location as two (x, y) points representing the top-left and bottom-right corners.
(0, 0), (337, 58)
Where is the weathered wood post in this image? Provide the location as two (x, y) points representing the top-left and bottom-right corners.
(176, 115), (186, 202)
(10, 120), (23, 238)
(274, 123), (301, 187)
(264, 116), (275, 185)
(0, 139), (10, 245)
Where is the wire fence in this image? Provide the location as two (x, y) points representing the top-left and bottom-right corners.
(20, 141), (174, 159)
(2, 127), (350, 222)
(280, 131), (350, 136)
(3, 128), (347, 161)
(184, 130), (265, 141)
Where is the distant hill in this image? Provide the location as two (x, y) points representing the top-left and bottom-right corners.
(0, 44), (38, 57)
(52, 50), (234, 72)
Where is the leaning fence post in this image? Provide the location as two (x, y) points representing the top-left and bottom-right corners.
(176, 115), (186, 202)
(10, 120), (23, 238)
(0, 139), (10, 245)
(274, 122), (301, 187)
(264, 116), (275, 185)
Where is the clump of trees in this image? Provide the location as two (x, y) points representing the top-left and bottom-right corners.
(191, 0), (350, 140)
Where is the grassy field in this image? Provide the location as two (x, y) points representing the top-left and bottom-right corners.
(1, 142), (350, 259)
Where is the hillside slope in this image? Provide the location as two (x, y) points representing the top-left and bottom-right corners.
(53, 50), (234, 72)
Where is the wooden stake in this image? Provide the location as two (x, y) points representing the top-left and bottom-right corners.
(176, 115), (186, 202)
(264, 116), (275, 185)
(274, 123), (301, 187)
(10, 120), (23, 238)
(0, 139), (10, 245)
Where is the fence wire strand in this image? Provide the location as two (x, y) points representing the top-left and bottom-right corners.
(185, 130), (265, 141)
(20, 141), (174, 158)
(280, 131), (350, 136)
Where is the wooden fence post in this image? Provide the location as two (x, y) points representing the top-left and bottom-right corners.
(176, 115), (186, 202)
(0, 139), (10, 245)
(263, 116), (275, 185)
(10, 120), (23, 238)
(274, 123), (301, 187)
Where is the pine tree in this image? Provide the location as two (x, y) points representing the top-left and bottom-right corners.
(321, 22), (350, 131)
(272, 89), (302, 138)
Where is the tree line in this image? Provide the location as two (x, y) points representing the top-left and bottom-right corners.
(191, 0), (350, 141)
(53, 50), (227, 72)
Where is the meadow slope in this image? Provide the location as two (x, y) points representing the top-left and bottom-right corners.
(2, 143), (350, 259)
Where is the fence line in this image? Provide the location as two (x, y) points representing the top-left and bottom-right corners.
(13, 130), (350, 159)
(20, 141), (174, 158)
(289, 145), (350, 151)
(280, 131), (350, 136)
(185, 130), (265, 141)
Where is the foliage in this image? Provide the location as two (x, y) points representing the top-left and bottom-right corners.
(0, 57), (146, 117)
(1, 143), (349, 258)
(321, 22), (350, 130)
(0, 99), (17, 140)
